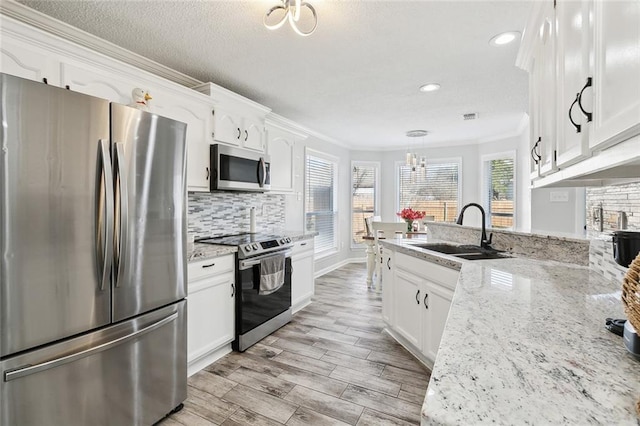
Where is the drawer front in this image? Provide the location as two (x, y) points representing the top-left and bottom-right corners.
(396, 253), (459, 290)
(291, 239), (314, 256)
(188, 254), (234, 281)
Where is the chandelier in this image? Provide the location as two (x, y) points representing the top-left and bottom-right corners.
(405, 130), (428, 179)
(264, 0), (318, 37)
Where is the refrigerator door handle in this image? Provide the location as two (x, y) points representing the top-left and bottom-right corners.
(96, 139), (114, 291)
(3, 311), (178, 382)
(113, 142), (129, 288)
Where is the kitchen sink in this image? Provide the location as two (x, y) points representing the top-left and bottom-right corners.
(411, 243), (483, 254)
(411, 243), (510, 260)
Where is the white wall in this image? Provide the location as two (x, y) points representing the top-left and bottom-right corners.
(287, 126), (587, 271)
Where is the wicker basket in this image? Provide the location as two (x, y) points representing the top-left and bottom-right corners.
(622, 253), (640, 332)
(620, 252), (640, 416)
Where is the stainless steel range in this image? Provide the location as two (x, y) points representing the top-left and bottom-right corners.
(197, 234), (293, 351)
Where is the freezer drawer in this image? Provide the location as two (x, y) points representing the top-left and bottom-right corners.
(0, 301), (186, 426)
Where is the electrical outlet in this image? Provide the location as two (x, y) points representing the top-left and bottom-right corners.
(549, 191), (569, 202)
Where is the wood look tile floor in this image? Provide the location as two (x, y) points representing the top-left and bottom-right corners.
(161, 263), (431, 426)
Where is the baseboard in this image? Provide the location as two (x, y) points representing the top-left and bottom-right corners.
(292, 298), (312, 314)
(383, 327), (434, 371)
(314, 257), (366, 278)
(187, 344), (232, 377)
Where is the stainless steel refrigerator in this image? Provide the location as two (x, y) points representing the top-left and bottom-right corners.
(0, 73), (188, 425)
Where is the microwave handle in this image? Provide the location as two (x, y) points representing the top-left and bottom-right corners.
(258, 157), (266, 187)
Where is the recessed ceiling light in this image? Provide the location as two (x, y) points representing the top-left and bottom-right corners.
(419, 83), (441, 92)
(489, 31), (521, 46)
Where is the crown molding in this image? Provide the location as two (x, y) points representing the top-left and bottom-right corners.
(266, 113), (351, 148)
(0, 0), (201, 88)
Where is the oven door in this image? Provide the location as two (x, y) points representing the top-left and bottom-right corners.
(210, 144), (271, 192)
(236, 252), (291, 337)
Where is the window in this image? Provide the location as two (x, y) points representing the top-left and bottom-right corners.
(397, 159), (461, 222)
(305, 149), (338, 256)
(482, 153), (515, 229)
(351, 161), (379, 247)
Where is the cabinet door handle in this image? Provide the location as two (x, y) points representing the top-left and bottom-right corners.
(577, 77), (593, 122)
(202, 262), (215, 268)
(244, 130), (248, 141)
(231, 282), (235, 297)
(569, 94), (582, 133)
(415, 290), (420, 305)
(206, 166), (210, 180)
(424, 293), (429, 310)
(237, 128), (241, 139)
(530, 137), (542, 165)
(387, 258), (391, 270)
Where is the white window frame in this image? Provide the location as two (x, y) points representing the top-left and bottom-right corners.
(350, 160), (380, 249)
(304, 147), (339, 259)
(395, 157), (463, 223)
(481, 150), (517, 230)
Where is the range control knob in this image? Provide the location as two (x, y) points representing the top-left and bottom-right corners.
(252, 243), (259, 250)
(286, 238), (291, 243)
(244, 245), (252, 252)
(280, 238), (286, 244)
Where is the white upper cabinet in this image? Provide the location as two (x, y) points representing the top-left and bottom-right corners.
(0, 35), (59, 85)
(60, 61), (131, 104)
(243, 116), (266, 152)
(590, 0), (640, 150)
(211, 108), (243, 147)
(555, 0), (592, 168)
(518, 0), (640, 187)
(534, 1), (558, 176)
(194, 83), (271, 153)
(266, 123), (304, 193)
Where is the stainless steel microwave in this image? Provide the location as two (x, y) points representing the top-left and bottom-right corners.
(210, 144), (271, 192)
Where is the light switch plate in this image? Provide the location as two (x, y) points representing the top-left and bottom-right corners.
(550, 191), (569, 202)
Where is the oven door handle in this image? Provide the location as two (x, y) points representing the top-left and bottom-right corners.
(239, 250), (292, 270)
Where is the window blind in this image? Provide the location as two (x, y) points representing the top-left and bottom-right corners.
(398, 162), (459, 222)
(484, 158), (514, 229)
(306, 155), (337, 254)
(352, 164), (377, 245)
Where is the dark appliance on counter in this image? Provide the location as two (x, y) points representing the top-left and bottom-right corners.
(197, 234), (293, 350)
(0, 73), (188, 424)
(612, 230), (640, 267)
(210, 144), (271, 192)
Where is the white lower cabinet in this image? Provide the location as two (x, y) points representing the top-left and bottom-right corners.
(291, 239), (314, 312)
(187, 254), (235, 376)
(393, 269), (423, 348)
(421, 280), (454, 361)
(381, 249), (395, 326)
(384, 250), (458, 365)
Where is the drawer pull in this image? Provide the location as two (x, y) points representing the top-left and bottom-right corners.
(300, 242), (307, 246)
(202, 263), (216, 268)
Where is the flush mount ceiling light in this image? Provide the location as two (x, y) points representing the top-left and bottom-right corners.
(489, 31), (521, 46)
(264, 0), (318, 37)
(419, 83), (441, 93)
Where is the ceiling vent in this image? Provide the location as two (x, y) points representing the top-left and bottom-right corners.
(463, 113), (478, 121)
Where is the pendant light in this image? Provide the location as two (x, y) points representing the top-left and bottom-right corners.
(405, 130), (429, 178)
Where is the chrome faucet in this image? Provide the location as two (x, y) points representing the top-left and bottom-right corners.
(456, 203), (493, 250)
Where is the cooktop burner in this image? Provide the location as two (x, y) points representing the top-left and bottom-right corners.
(197, 233), (292, 258)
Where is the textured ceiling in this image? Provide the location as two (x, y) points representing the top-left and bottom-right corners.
(18, 0), (532, 149)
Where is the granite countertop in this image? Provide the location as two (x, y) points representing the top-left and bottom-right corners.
(187, 231), (316, 263)
(380, 238), (640, 425)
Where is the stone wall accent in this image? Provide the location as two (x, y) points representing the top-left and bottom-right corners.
(586, 181), (640, 281)
(188, 192), (285, 239)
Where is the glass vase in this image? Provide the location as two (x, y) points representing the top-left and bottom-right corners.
(405, 219), (413, 233)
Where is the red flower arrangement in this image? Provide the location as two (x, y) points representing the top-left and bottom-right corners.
(396, 207), (426, 221)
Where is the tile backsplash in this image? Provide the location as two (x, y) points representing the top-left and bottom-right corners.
(188, 192), (285, 239)
(586, 182), (640, 281)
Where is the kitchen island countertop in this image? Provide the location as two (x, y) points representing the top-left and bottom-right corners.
(379, 238), (640, 425)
